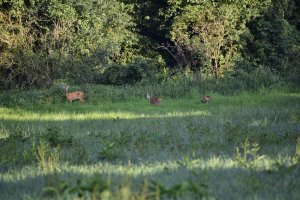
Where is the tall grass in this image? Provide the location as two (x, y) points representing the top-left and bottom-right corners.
(1, 68), (296, 107)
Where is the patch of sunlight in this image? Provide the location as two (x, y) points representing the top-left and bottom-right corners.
(0, 156), (281, 183)
(282, 92), (300, 97)
(249, 117), (269, 127)
(0, 107), (211, 121)
(0, 125), (9, 139)
(61, 158), (242, 177)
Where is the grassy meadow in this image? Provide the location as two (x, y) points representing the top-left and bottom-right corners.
(0, 89), (300, 199)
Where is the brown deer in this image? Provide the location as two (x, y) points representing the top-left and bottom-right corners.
(201, 95), (211, 103)
(63, 86), (85, 103)
(146, 92), (161, 105)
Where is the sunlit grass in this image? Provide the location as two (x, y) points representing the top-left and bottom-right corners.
(2, 154), (294, 183)
(0, 107), (211, 121)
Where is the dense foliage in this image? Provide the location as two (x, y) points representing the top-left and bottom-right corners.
(0, 0), (137, 88)
(0, 0), (299, 89)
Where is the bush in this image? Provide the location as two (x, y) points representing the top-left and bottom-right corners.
(99, 56), (165, 86)
(234, 67), (281, 91)
(100, 64), (142, 86)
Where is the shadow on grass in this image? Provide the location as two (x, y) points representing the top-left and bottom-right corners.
(1, 159), (300, 200)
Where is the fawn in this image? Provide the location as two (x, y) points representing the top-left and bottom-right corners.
(63, 86), (85, 103)
(146, 92), (161, 105)
(201, 96), (211, 103)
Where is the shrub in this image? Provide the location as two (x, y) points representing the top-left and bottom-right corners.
(234, 67), (281, 91)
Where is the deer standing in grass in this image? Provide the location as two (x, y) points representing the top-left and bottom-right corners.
(201, 96), (211, 103)
(146, 92), (161, 105)
(64, 86), (85, 103)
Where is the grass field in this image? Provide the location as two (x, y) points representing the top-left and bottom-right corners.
(0, 90), (300, 199)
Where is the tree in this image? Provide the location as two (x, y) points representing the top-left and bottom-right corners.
(0, 0), (137, 89)
(241, 0), (300, 82)
(168, 0), (271, 77)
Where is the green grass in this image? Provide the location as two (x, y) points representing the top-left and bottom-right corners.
(0, 90), (300, 199)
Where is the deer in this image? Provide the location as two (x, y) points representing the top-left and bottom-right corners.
(146, 92), (161, 105)
(63, 86), (85, 103)
(201, 95), (211, 103)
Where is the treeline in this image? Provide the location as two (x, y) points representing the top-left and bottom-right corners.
(0, 0), (299, 90)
